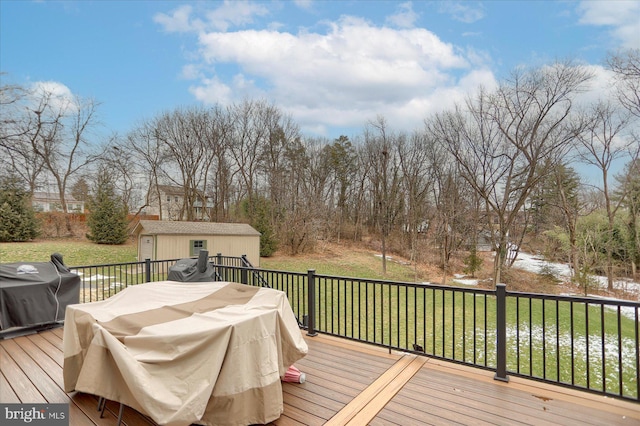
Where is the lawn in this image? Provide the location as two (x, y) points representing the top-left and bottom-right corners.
(0, 239), (433, 283)
(0, 240), (137, 266)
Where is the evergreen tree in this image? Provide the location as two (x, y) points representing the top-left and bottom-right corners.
(463, 245), (483, 278)
(86, 174), (129, 245)
(241, 196), (278, 257)
(616, 159), (640, 279)
(0, 175), (40, 242)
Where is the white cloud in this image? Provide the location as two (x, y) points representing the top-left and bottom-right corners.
(180, 13), (497, 135)
(154, 5), (203, 33)
(180, 64), (203, 80)
(293, 0), (313, 10)
(573, 64), (616, 107)
(439, 2), (485, 24)
(29, 81), (78, 113)
(189, 76), (234, 105)
(154, 1), (269, 33)
(386, 2), (419, 29)
(577, 1), (640, 49)
(204, 0), (269, 32)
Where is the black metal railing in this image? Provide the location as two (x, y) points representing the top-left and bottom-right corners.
(68, 256), (640, 402)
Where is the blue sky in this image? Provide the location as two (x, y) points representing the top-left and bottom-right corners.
(1, 0), (639, 140)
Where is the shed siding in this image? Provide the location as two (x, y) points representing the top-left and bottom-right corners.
(155, 234), (260, 266)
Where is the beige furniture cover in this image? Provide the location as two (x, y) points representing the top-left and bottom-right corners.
(63, 281), (308, 426)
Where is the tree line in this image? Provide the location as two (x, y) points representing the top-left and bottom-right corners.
(1, 50), (639, 289)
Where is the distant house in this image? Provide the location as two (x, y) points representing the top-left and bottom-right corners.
(131, 220), (261, 266)
(32, 192), (84, 213)
(144, 185), (213, 221)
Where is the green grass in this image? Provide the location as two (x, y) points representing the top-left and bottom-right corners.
(261, 252), (424, 283)
(0, 240), (137, 266)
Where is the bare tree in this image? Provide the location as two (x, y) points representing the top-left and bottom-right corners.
(0, 77), (27, 149)
(397, 131), (434, 275)
(431, 154), (475, 283)
(204, 106), (234, 222)
(606, 48), (640, 118)
(125, 119), (170, 219)
(322, 135), (357, 241)
(1, 82), (48, 193)
(364, 117), (404, 274)
(429, 63), (592, 285)
(225, 99), (272, 218)
(551, 164), (584, 277)
(152, 106), (221, 221)
(302, 137), (333, 241)
(575, 101), (636, 290)
(101, 134), (141, 214)
(23, 89), (101, 234)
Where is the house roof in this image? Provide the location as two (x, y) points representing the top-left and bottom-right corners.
(32, 192), (81, 202)
(133, 220), (260, 236)
(156, 185), (185, 195)
(155, 185), (213, 198)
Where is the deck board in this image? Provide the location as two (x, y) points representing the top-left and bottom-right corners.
(374, 358), (639, 426)
(2, 327), (639, 426)
(274, 334), (401, 425)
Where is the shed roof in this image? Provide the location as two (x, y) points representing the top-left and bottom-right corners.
(133, 220), (260, 236)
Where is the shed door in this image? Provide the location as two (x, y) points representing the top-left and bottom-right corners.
(140, 235), (154, 260)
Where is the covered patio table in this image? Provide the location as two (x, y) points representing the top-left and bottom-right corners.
(63, 281), (308, 426)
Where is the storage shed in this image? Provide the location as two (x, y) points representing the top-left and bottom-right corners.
(132, 220), (261, 267)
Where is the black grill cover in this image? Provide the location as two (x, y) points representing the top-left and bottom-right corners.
(168, 250), (218, 282)
(0, 253), (81, 330)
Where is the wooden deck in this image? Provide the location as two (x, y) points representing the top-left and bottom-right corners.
(2, 326), (639, 425)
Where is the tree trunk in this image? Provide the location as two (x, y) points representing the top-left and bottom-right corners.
(381, 234), (387, 274)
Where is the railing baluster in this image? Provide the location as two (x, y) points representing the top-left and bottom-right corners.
(556, 300), (560, 382)
(586, 302), (590, 390)
(617, 306), (622, 397)
(542, 298), (547, 379)
(516, 296), (520, 374)
(570, 301), (575, 387)
(601, 303), (606, 393)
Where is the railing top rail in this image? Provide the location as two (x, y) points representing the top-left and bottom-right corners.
(70, 256), (221, 270)
(217, 265), (308, 278)
(68, 256), (639, 308)
(70, 260), (146, 269)
(507, 289), (640, 306)
(314, 272), (496, 294)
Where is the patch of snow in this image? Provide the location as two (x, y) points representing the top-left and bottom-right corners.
(511, 251), (640, 299)
(452, 278), (479, 286)
(82, 274), (115, 282)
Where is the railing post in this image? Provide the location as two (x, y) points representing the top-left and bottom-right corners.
(307, 269), (317, 336)
(145, 258), (151, 283)
(241, 265), (248, 285)
(494, 283), (509, 382)
(216, 253), (223, 281)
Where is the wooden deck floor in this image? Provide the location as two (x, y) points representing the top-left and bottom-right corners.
(2, 326), (639, 425)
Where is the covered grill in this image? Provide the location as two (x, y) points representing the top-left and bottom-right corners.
(0, 253), (80, 333)
(167, 250), (220, 282)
